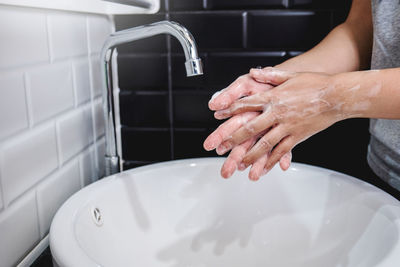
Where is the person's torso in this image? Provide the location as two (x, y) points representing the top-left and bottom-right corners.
(368, 0), (400, 188)
(371, 0), (400, 69)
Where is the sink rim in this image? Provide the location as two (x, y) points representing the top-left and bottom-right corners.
(49, 157), (400, 267)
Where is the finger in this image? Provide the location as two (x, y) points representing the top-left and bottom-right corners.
(279, 151), (292, 171)
(220, 137), (257, 179)
(264, 136), (295, 173)
(203, 112), (258, 151)
(242, 126), (285, 165)
(214, 93), (270, 120)
(208, 75), (273, 111)
(217, 112), (276, 155)
(208, 76), (251, 111)
(249, 67), (296, 85)
(248, 154), (269, 181)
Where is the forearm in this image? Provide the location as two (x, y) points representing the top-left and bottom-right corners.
(276, 0), (373, 74)
(333, 68), (400, 119)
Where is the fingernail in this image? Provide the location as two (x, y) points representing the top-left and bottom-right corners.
(249, 174), (259, 182)
(204, 143), (215, 151)
(214, 110), (223, 118)
(215, 110), (229, 119)
(216, 143), (231, 155)
(209, 90), (221, 104)
(251, 68), (262, 75)
(261, 168), (269, 176)
(238, 163), (246, 171)
(203, 137), (216, 151)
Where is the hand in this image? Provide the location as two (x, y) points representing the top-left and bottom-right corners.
(213, 68), (343, 179)
(204, 72), (292, 180)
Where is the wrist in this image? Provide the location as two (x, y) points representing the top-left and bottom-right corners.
(330, 70), (378, 119)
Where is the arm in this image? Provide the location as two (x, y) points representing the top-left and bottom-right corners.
(277, 0), (373, 74)
(204, 0), (374, 180)
(207, 0), (373, 112)
(335, 69), (400, 120)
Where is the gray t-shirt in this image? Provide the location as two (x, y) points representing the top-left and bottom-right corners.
(368, 0), (400, 189)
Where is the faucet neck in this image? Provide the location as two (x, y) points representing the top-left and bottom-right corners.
(100, 21), (203, 176)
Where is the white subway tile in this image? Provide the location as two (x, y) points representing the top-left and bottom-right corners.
(0, 6), (49, 69)
(0, 72), (28, 140)
(36, 160), (81, 237)
(48, 13), (88, 60)
(28, 62), (74, 124)
(90, 55), (103, 97)
(0, 191), (39, 267)
(72, 58), (91, 105)
(93, 99), (105, 139)
(1, 123), (58, 205)
(57, 106), (94, 164)
(96, 138), (106, 178)
(79, 146), (96, 187)
(88, 15), (112, 54)
(0, 187), (3, 211)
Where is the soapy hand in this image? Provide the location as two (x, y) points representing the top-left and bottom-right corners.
(204, 72), (292, 180)
(206, 67), (343, 180)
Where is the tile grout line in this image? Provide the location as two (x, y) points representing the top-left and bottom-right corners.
(34, 188), (43, 239)
(85, 15), (100, 176)
(330, 9), (335, 30)
(54, 119), (63, 168)
(78, 155), (85, 189)
(165, 9), (175, 160)
(45, 14), (54, 64)
(0, 142), (5, 210)
(242, 11), (248, 49)
(0, 54), (89, 73)
(23, 73), (34, 129)
(71, 61), (79, 108)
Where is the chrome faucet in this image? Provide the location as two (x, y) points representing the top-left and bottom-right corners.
(100, 21), (203, 176)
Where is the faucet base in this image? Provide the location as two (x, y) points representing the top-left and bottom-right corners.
(105, 156), (120, 176)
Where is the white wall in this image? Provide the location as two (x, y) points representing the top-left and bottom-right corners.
(0, 5), (113, 266)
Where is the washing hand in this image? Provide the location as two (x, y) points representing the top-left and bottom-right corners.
(206, 67), (345, 180)
(204, 72), (292, 180)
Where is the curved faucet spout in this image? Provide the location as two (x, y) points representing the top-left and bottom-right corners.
(100, 21), (203, 175)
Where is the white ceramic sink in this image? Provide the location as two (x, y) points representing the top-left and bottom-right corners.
(50, 158), (400, 267)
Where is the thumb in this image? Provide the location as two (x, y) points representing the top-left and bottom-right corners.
(249, 67), (296, 85)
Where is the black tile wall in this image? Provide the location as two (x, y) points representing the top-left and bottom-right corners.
(121, 127), (171, 161)
(292, 0), (351, 9)
(115, 14), (167, 53)
(115, 0), (374, 187)
(119, 91), (169, 127)
(174, 128), (217, 159)
(118, 55), (168, 90)
(247, 11), (332, 50)
(293, 119), (371, 179)
(173, 91), (217, 128)
(172, 52), (287, 90)
(206, 52), (286, 87)
(169, 0), (204, 10)
(123, 160), (156, 169)
(169, 12), (244, 52)
(207, 0), (285, 9)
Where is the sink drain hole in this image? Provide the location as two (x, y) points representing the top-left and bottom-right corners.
(92, 207), (103, 226)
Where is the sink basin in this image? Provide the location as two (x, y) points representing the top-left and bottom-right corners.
(50, 158), (400, 267)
